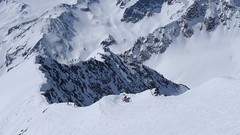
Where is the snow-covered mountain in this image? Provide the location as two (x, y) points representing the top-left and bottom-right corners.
(37, 48), (187, 106)
(1, 0), (240, 134)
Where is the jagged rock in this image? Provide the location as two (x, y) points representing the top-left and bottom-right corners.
(100, 35), (117, 47)
(37, 49), (189, 107)
(183, 1), (207, 21)
(116, 0), (130, 8)
(121, 0), (165, 23)
(233, 0), (240, 7)
(204, 17), (219, 31)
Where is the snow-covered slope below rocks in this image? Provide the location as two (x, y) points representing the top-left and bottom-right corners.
(0, 57), (240, 135)
(145, 26), (240, 88)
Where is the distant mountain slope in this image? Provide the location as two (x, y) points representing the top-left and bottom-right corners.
(122, 0), (240, 63)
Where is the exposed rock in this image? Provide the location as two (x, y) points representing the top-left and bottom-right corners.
(100, 35), (117, 47)
(116, 0), (130, 9)
(121, 0), (165, 23)
(37, 49), (189, 107)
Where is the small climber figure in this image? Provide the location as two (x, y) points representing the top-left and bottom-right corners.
(122, 95), (131, 103)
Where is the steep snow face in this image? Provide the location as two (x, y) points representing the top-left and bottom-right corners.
(145, 22), (240, 88)
(0, 55), (45, 130)
(0, 1), (28, 35)
(0, 1), (31, 72)
(0, 4), (77, 75)
(0, 0), (78, 75)
(13, 0), (77, 16)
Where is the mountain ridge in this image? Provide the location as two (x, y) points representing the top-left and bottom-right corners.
(1, 0), (240, 134)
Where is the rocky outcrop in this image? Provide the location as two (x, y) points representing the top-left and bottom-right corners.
(37, 49), (188, 107)
(116, 0), (131, 8)
(121, 0), (166, 23)
(122, 0), (240, 63)
(100, 35), (117, 47)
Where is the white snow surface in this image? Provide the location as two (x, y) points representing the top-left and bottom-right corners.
(145, 26), (240, 88)
(14, 0), (77, 16)
(1, 57), (240, 135)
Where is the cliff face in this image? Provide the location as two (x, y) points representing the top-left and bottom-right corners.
(37, 49), (188, 106)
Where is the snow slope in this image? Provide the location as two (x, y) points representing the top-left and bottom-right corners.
(1, 58), (240, 135)
(145, 26), (240, 88)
